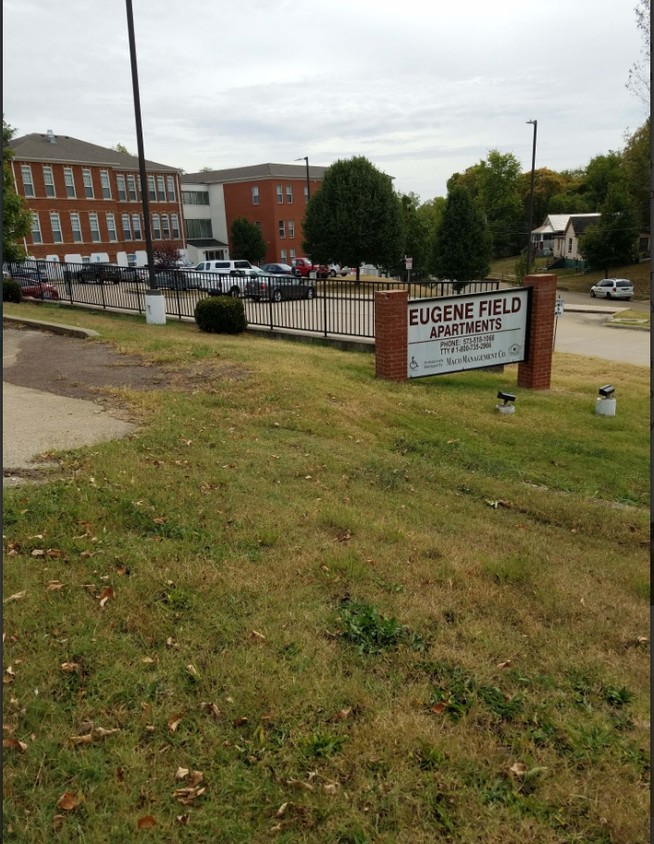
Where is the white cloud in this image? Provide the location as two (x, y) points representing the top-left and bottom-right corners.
(3, 0), (647, 200)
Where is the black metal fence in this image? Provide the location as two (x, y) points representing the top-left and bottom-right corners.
(3, 260), (501, 341)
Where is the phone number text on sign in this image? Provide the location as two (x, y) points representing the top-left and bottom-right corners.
(407, 288), (530, 378)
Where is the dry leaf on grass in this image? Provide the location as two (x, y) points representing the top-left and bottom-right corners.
(172, 785), (207, 805)
(430, 702), (447, 714)
(56, 791), (82, 811)
(47, 581), (65, 591)
(497, 659), (513, 669)
(137, 815), (157, 829)
(167, 713), (184, 733)
(98, 586), (115, 608)
(60, 662), (81, 674)
(250, 630), (266, 642)
(509, 762), (527, 776)
(3, 737), (28, 752)
(4, 591), (26, 603)
(200, 702), (222, 719)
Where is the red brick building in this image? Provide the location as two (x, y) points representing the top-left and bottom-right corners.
(8, 131), (184, 265)
(181, 163), (326, 265)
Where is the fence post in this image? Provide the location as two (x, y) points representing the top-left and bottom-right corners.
(374, 289), (408, 381)
(518, 273), (557, 390)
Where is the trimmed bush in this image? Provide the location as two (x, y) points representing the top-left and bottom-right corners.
(194, 295), (247, 334)
(3, 280), (22, 303)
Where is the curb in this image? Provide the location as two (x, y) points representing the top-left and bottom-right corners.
(2, 315), (100, 339)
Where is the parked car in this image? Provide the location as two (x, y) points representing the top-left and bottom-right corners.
(246, 274), (315, 302)
(589, 278), (634, 300)
(260, 262), (294, 275)
(70, 263), (140, 284)
(291, 258), (329, 279)
(328, 263), (351, 277)
(9, 265), (49, 282)
(15, 277), (60, 300)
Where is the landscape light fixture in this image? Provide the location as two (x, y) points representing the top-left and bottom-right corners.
(526, 119), (538, 275)
(295, 156), (311, 202)
(496, 391), (516, 415)
(596, 384), (617, 416)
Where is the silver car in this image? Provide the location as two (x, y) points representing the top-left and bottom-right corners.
(589, 278), (634, 300)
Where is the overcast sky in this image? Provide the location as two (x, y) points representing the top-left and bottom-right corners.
(3, 0), (648, 201)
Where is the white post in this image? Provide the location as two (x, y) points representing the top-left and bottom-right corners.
(145, 289), (166, 325)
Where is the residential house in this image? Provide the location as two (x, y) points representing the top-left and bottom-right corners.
(555, 214), (601, 266)
(8, 131), (184, 266)
(530, 213), (600, 258)
(181, 163), (326, 265)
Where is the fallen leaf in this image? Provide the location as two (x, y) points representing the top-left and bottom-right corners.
(4, 591), (26, 603)
(232, 716), (249, 727)
(175, 767), (190, 781)
(323, 782), (340, 795)
(47, 581), (65, 591)
(31, 549), (45, 558)
(185, 664), (200, 679)
(285, 778), (314, 791)
(176, 814), (190, 825)
(93, 727), (120, 739)
(142, 657), (156, 665)
(172, 785), (207, 805)
(3, 737), (27, 752)
(69, 734), (93, 746)
(167, 713), (184, 733)
(509, 762), (527, 776)
(137, 815), (157, 829)
(430, 702), (447, 714)
(187, 771), (204, 787)
(332, 707), (352, 721)
(98, 586), (115, 608)
(61, 662), (81, 674)
(276, 802), (289, 817)
(56, 791), (82, 811)
(497, 660), (513, 669)
(250, 630), (266, 642)
(200, 702), (222, 719)
(46, 548), (64, 558)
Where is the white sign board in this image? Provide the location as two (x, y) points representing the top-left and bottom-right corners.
(407, 288), (531, 378)
(405, 257), (413, 270)
(555, 297), (565, 316)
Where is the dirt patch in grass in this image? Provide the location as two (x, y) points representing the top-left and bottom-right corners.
(3, 325), (248, 402)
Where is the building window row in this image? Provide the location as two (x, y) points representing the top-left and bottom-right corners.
(182, 190), (210, 205)
(279, 249), (296, 263)
(276, 185), (294, 204)
(30, 211), (180, 245)
(185, 218), (213, 239)
(18, 163), (177, 202)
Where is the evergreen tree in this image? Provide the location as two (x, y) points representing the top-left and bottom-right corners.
(433, 185), (492, 288)
(230, 217), (267, 264)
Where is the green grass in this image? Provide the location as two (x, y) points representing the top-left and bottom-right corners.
(3, 302), (650, 843)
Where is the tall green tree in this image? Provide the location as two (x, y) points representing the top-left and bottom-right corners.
(432, 185), (491, 287)
(391, 192), (429, 279)
(579, 184), (639, 274)
(3, 118), (31, 261)
(417, 196), (446, 276)
(230, 217), (267, 263)
(621, 119), (650, 229)
(302, 156), (403, 280)
(582, 152), (625, 209)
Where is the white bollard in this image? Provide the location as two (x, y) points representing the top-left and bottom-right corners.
(145, 290), (166, 325)
(595, 397), (616, 416)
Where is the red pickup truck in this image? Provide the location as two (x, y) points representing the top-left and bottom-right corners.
(291, 257), (329, 278)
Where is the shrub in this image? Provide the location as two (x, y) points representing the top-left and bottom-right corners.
(194, 295), (247, 334)
(3, 280), (22, 303)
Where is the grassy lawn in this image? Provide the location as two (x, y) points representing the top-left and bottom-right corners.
(3, 304), (649, 843)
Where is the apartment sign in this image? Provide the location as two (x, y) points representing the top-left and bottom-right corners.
(407, 288), (531, 378)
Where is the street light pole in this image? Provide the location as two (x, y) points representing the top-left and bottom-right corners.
(526, 119), (538, 275)
(296, 156), (310, 202)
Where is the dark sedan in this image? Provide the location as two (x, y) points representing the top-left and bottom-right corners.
(260, 262), (294, 276)
(246, 274), (315, 302)
(69, 263), (140, 284)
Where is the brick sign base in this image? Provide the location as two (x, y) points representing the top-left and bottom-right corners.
(374, 275), (557, 389)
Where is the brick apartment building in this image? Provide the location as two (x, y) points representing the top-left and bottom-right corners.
(8, 131), (184, 265)
(181, 163), (326, 265)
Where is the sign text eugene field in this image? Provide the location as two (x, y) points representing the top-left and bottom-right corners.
(407, 288), (531, 378)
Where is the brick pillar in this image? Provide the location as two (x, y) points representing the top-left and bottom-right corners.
(375, 289), (408, 381)
(518, 273), (557, 390)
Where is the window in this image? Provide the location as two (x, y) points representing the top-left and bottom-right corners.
(64, 167), (76, 198)
(70, 212), (83, 243)
(171, 213), (180, 239)
(132, 214), (142, 240)
(288, 221), (295, 239)
(89, 212), (101, 242)
(100, 170), (111, 199)
(161, 214), (171, 239)
(182, 190), (209, 205)
(157, 176), (166, 201)
(127, 175), (137, 201)
(21, 165), (34, 197)
(278, 220), (286, 238)
(304, 185), (309, 203)
(251, 186), (260, 205)
(116, 174), (127, 201)
(280, 249), (287, 263)
(147, 175), (156, 201)
(82, 168), (94, 198)
(286, 185), (293, 203)
(276, 185), (283, 204)
(185, 218), (213, 239)
(43, 166), (55, 197)
(122, 213), (132, 240)
(166, 175), (176, 201)
(289, 248), (296, 260)
(152, 214), (161, 239)
(568, 238), (572, 253)
(50, 212), (63, 243)
(31, 213), (43, 244)
(106, 213), (117, 242)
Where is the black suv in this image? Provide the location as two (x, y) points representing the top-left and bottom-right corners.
(71, 263), (139, 284)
